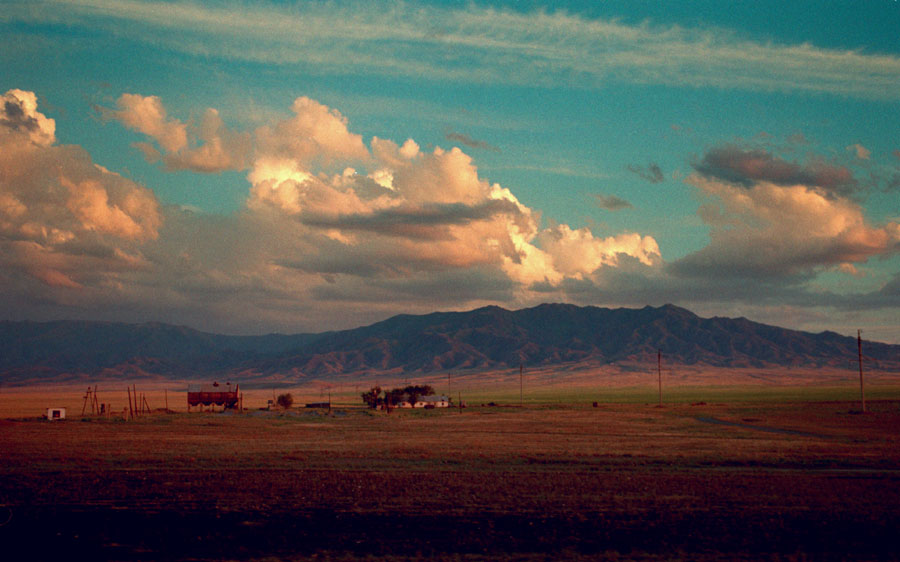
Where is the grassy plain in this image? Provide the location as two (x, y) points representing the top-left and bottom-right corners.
(2, 375), (899, 560)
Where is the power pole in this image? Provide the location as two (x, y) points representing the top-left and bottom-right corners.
(519, 363), (524, 408)
(858, 330), (866, 413)
(658, 350), (664, 407)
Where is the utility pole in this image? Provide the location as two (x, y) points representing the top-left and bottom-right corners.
(857, 330), (866, 413)
(658, 350), (663, 408)
(519, 363), (524, 408)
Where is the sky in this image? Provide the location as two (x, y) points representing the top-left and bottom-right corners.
(1, 0), (900, 342)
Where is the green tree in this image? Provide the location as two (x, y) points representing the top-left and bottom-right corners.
(402, 384), (435, 406)
(386, 388), (406, 407)
(361, 386), (382, 409)
(276, 393), (294, 409)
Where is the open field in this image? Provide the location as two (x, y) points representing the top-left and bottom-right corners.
(2, 381), (900, 561)
(3, 364), (898, 417)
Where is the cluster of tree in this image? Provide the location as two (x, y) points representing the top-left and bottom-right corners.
(361, 385), (435, 409)
(276, 393), (294, 409)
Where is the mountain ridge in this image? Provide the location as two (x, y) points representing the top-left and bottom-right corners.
(1, 303), (897, 384)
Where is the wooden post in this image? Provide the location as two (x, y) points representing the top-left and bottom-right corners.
(82, 387), (90, 416)
(658, 350), (663, 408)
(858, 330), (866, 413)
(519, 364), (524, 408)
(165, 389), (169, 412)
(127, 386), (133, 420)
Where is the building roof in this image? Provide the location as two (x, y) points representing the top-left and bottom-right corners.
(188, 382), (238, 393)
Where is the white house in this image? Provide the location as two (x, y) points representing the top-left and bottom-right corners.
(46, 407), (66, 421)
(395, 394), (450, 408)
(420, 395), (450, 408)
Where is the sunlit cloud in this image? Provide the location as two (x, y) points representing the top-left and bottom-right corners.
(3, 89), (673, 332)
(672, 145), (900, 281)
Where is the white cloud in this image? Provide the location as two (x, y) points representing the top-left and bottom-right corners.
(672, 173), (900, 279)
(254, 96), (369, 171)
(12, 0), (900, 99)
(105, 93), (663, 307)
(105, 93), (187, 153)
(7, 88), (898, 337)
(1, 89), (56, 146)
(537, 225), (660, 279)
(0, 89), (162, 293)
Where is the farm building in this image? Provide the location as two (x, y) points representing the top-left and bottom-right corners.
(187, 382), (240, 410)
(396, 395), (451, 408)
(46, 407), (66, 420)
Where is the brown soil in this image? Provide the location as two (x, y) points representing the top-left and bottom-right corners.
(2, 400), (899, 560)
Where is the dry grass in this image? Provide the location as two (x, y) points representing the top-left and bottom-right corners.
(2, 388), (900, 560)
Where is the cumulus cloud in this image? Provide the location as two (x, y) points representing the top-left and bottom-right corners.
(670, 171), (900, 281)
(626, 163), (664, 184)
(93, 91), (666, 327)
(105, 93), (371, 177)
(537, 225), (660, 280)
(103, 94), (187, 153)
(103, 95), (251, 173)
(1, 90), (162, 299)
(254, 96), (370, 171)
(1, 89), (56, 146)
(164, 108), (252, 173)
(4, 88), (899, 338)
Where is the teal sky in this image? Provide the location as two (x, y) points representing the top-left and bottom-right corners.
(1, 0), (899, 342)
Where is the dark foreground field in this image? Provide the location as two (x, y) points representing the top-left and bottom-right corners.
(2, 399), (900, 561)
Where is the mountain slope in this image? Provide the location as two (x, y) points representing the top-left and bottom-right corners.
(1, 304), (896, 383)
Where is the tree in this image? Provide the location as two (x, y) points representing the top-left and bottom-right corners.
(276, 393), (294, 409)
(402, 384), (434, 407)
(386, 388), (406, 408)
(361, 386), (382, 409)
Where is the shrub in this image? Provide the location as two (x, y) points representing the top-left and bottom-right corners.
(276, 393), (294, 409)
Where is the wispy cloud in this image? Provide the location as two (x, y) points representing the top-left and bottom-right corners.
(593, 194), (633, 211)
(9, 0), (900, 99)
(626, 163), (664, 184)
(445, 132), (499, 153)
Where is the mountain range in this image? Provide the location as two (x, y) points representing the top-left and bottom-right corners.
(1, 304), (897, 385)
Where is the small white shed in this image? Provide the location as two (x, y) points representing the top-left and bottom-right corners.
(46, 407), (66, 421)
